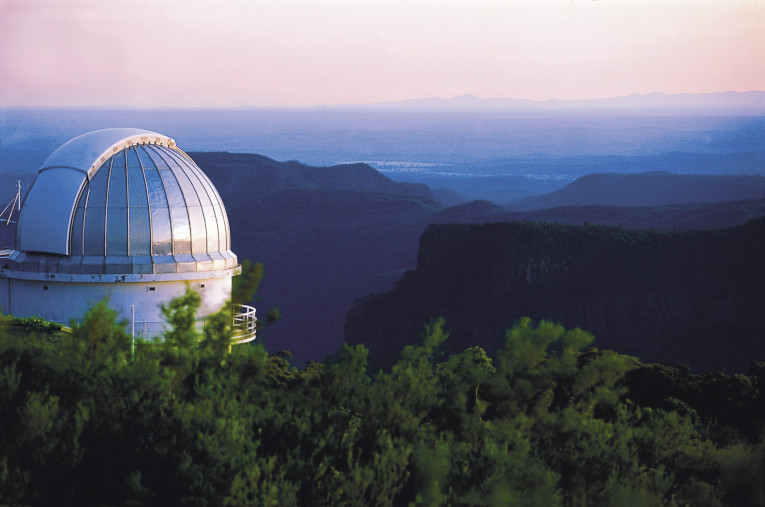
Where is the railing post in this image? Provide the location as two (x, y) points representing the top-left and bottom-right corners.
(131, 305), (135, 361)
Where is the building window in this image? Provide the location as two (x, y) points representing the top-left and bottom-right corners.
(148, 287), (156, 292)
(43, 286), (48, 290)
(200, 284), (205, 288)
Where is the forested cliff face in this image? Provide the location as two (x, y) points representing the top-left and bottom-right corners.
(346, 217), (765, 373)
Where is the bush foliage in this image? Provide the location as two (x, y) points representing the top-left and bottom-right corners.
(1, 296), (763, 505)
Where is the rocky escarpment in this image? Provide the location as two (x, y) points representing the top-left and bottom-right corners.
(345, 218), (765, 373)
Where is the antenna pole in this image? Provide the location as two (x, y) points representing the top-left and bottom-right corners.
(0, 182), (20, 227)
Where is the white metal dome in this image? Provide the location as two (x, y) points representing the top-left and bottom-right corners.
(1, 128), (255, 345)
(14, 128), (236, 274)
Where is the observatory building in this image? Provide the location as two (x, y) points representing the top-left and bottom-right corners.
(0, 128), (255, 343)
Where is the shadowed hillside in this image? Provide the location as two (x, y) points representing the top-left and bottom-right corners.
(500, 199), (765, 230)
(505, 172), (765, 211)
(190, 152), (433, 200)
(190, 153), (441, 362)
(187, 153), (765, 365)
(346, 218), (765, 373)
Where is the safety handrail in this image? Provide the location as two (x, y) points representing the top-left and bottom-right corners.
(54, 303), (257, 345)
(231, 304), (257, 344)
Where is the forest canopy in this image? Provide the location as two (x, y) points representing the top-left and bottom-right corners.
(1, 295), (764, 506)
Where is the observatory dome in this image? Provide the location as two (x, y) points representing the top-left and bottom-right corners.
(1, 128), (254, 343)
(13, 128), (236, 275)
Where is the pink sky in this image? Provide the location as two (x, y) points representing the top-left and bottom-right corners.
(1, 0), (764, 108)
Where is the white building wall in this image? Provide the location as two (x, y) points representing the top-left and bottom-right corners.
(0, 276), (232, 339)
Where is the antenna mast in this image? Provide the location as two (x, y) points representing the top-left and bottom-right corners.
(0, 180), (22, 226)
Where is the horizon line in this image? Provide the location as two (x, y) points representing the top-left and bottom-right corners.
(2, 90), (764, 111)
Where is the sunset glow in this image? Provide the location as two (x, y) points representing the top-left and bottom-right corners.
(1, 0), (764, 107)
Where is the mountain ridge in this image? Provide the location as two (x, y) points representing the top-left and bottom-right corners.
(350, 90), (765, 113)
(189, 152), (434, 201)
(504, 171), (765, 211)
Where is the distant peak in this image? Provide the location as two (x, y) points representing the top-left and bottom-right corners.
(348, 91), (765, 113)
(448, 94), (482, 100)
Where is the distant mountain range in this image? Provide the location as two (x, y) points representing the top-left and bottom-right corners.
(355, 91), (765, 113)
(185, 152), (765, 366)
(504, 171), (765, 211)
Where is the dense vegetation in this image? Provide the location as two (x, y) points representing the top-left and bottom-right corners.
(1, 294), (764, 505)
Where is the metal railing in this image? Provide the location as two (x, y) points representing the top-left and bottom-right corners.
(61, 304), (258, 346)
(231, 304), (257, 344)
(132, 320), (170, 341)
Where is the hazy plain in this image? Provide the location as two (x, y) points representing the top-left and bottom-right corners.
(1, 107), (764, 203)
